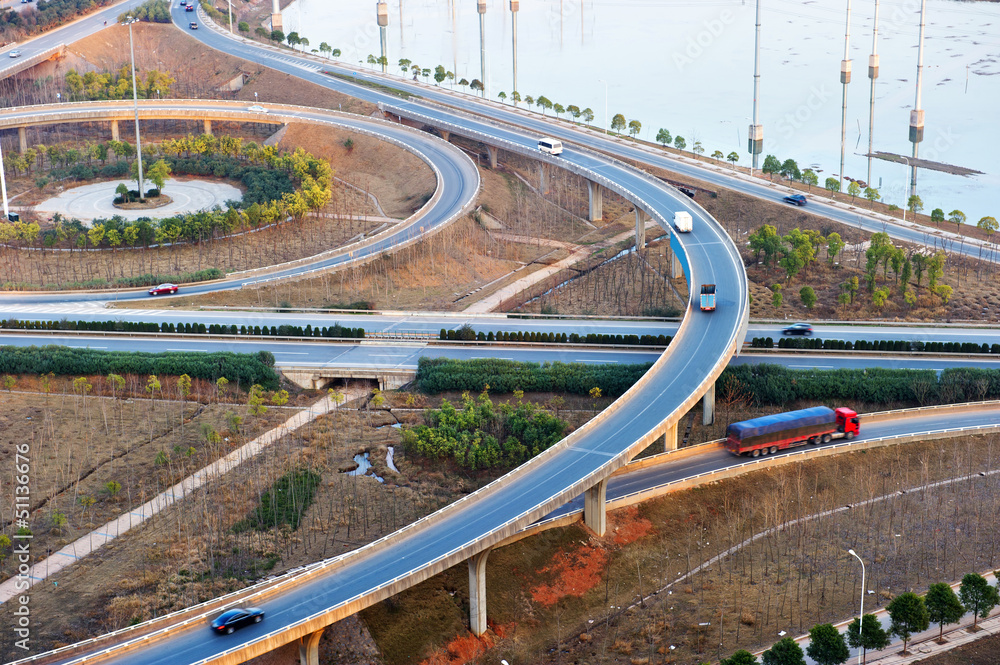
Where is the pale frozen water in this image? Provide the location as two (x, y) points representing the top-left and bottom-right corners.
(285, 0), (998, 224)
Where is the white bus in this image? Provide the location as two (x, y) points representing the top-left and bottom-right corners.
(537, 138), (563, 155)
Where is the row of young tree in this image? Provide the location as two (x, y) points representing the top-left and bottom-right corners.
(63, 65), (176, 102)
(0, 0), (116, 40)
(721, 572), (1000, 665)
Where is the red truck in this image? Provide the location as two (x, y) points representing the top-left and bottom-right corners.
(725, 406), (859, 457)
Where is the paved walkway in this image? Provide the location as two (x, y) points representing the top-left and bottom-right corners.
(0, 387), (368, 603)
(30, 178), (242, 222)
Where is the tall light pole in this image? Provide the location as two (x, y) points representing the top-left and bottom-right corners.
(839, 0), (853, 190)
(0, 138), (10, 222)
(908, 0), (927, 198)
(748, 0), (763, 172)
(477, 0), (487, 97)
(598, 78), (608, 135)
(866, 0), (880, 186)
(126, 17), (146, 202)
(227, 0), (232, 32)
(900, 155), (910, 222)
(848, 548), (866, 665)
(510, 0), (519, 105)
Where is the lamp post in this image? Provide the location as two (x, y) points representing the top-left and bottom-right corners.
(125, 16), (146, 201)
(848, 548), (865, 665)
(0, 137), (10, 222)
(597, 78), (608, 135)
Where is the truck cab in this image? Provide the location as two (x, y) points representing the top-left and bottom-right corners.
(835, 407), (860, 438)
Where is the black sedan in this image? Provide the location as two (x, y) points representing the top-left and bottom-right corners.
(783, 194), (807, 206)
(782, 322), (813, 336)
(210, 607), (265, 634)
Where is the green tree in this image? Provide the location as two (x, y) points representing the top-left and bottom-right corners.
(270, 29), (285, 43)
(762, 637), (806, 665)
(900, 257), (912, 292)
(497, 91), (507, 103)
(824, 177), (841, 193)
(799, 286), (817, 309)
(806, 623), (849, 665)
(567, 104), (581, 121)
(398, 58), (411, 74)
(826, 232), (845, 265)
(627, 119), (642, 138)
(863, 186), (880, 207)
(673, 135), (686, 151)
(948, 209), (966, 231)
(871, 286), (891, 309)
(907, 194), (923, 214)
(748, 224), (782, 267)
(610, 113), (626, 135)
(536, 95), (553, 113)
(801, 168), (818, 189)
(434, 65), (447, 85)
(692, 140), (704, 155)
(780, 158), (801, 181)
(847, 180), (862, 200)
(721, 650), (759, 665)
(237, 21), (249, 33)
(727, 151), (740, 168)
(255, 26), (269, 38)
(886, 591), (929, 653)
(711, 149), (725, 161)
(655, 128), (672, 146)
(144, 158), (171, 192)
(847, 614), (890, 665)
(930, 207), (945, 226)
(977, 216), (998, 238)
(319, 41), (332, 57)
(771, 284), (783, 309)
(553, 102), (565, 117)
(926, 582), (965, 642)
(959, 573), (1000, 630)
(2, 375), (14, 392)
(762, 154), (781, 178)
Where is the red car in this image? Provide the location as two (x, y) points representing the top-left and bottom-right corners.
(148, 283), (179, 296)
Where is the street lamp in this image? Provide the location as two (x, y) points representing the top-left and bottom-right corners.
(597, 78), (608, 135)
(0, 136), (11, 222)
(125, 16), (146, 201)
(848, 548), (865, 665)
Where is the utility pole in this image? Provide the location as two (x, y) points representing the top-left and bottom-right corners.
(839, 0), (853, 190)
(748, 0), (763, 173)
(908, 0), (927, 198)
(511, 0), (519, 105)
(866, 0), (880, 186)
(377, 1), (388, 74)
(478, 0), (487, 96)
(127, 17), (145, 201)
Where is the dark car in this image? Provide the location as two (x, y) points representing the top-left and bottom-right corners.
(185, 4), (194, 10)
(210, 607), (264, 635)
(782, 323), (813, 336)
(148, 283), (179, 296)
(783, 194), (807, 206)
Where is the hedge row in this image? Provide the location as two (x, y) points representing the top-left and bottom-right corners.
(440, 328), (673, 346)
(751, 337), (1000, 354)
(1, 268), (224, 292)
(0, 319), (364, 339)
(415, 357), (1000, 407)
(415, 357), (652, 397)
(0, 346), (279, 389)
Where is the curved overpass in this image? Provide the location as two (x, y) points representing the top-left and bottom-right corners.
(0, 100), (481, 303)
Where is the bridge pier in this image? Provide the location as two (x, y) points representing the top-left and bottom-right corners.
(110, 119), (120, 141)
(438, 129), (450, 142)
(203, 119), (212, 136)
(468, 548), (492, 636)
(485, 145), (498, 169)
(702, 381), (715, 426)
(587, 180), (603, 222)
(635, 208), (647, 249)
(671, 251), (682, 279)
(663, 421), (678, 452)
(298, 628), (324, 665)
(584, 477), (608, 536)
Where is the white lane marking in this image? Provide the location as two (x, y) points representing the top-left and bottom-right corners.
(166, 348), (208, 352)
(66, 345), (106, 349)
(369, 354), (409, 357)
(272, 352), (309, 355)
(789, 364), (834, 369)
(576, 359), (618, 363)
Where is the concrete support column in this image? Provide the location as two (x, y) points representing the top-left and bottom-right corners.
(634, 208), (647, 249)
(298, 628), (324, 665)
(18, 127), (27, 153)
(485, 145), (498, 169)
(270, 0), (282, 31)
(702, 380), (715, 426)
(539, 162), (550, 194)
(468, 548), (492, 636)
(111, 120), (120, 141)
(587, 180), (603, 222)
(670, 251), (682, 279)
(663, 422), (678, 452)
(584, 477), (608, 536)
(438, 129), (450, 142)
(203, 119), (212, 136)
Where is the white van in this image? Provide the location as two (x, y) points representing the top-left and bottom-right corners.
(537, 138), (563, 155)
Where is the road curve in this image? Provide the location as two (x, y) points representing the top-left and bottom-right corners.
(0, 100), (480, 304)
